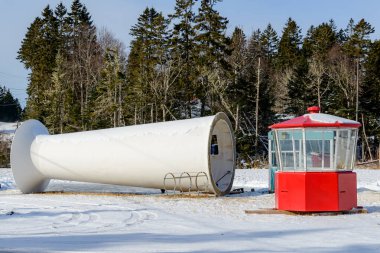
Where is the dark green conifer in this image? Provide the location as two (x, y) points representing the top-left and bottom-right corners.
(169, 0), (198, 117)
(17, 5), (59, 121)
(277, 18), (302, 68)
(194, 0), (230, 116)
(0, 86), (22, 122)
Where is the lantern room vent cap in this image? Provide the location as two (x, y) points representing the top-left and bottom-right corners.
(307, 106), (320, 113)
(269, 106), (361, 129)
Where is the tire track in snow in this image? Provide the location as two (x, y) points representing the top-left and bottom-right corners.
(0, 196), (158, 235)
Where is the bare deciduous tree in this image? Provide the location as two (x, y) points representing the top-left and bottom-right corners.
(149, 58), (182, 122)
(69, 26), (102, 130)
(328, 51), (357, 113)
(308, 56), (329, 109)
(273, 68), (293, 114)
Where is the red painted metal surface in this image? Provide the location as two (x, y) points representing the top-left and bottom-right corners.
(275, 171), (357, 212)
(269, 106), (361, 129)
(270, 116), (361, 129)
(307, 106), (320, 113)
(338, 172), (358, 211)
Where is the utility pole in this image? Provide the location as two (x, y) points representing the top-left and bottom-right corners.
(255, 57), (261, 149)
(355, 58), (359, 122)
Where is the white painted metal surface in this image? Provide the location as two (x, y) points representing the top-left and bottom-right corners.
(308, 113), (359, 124)
(11, 113), (235, 195)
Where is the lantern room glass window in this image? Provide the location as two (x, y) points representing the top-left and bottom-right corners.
(274, 128), (358, 171)
(335, 129), (357, 170)
(275, 130), (304, 171)
(269, 138), (277, 167)
(305, 130), (333, 170)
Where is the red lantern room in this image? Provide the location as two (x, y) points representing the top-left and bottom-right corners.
(269, 106), (361, 212)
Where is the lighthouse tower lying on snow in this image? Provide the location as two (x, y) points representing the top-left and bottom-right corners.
(10, 112), (236, 196)
(269, 106), (361, 212)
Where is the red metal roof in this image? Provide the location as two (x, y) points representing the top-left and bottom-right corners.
(269, 107), (361, 129)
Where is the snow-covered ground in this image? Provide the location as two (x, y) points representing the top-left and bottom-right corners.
(0, 168), (379, 252)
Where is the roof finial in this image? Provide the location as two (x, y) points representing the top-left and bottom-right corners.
(307, 106), (320, 114)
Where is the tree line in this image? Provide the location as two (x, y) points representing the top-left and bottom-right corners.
(17, 0), (380, 162)
(0, 86), (21, 122)
(0, 86), (21, 167)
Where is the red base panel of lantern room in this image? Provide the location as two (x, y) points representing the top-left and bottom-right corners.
(275, 171), (357, 212)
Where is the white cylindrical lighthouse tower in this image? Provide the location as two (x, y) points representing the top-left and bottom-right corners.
(11, 113), (236, 195)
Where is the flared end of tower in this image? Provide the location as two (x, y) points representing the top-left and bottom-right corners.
(11, 120), (50, 193)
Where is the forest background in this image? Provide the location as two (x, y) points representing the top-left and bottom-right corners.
(1, 0), (380, 166)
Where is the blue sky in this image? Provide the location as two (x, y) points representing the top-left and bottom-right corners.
(1, 0), (379, 108)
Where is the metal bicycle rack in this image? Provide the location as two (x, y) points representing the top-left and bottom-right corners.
(194, 172), (209, 194)
(163, 171), (210, 195)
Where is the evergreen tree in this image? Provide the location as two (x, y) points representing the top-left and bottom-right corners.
(18, 1), (100, 131)
(128, 7), (170, 123)
(261, 23), (278, 59)
(169, 0), (198, 117)
(344, 18), (374, 60)
(194, 0), (230, 116)
(277, 18), (305, 114)
(228, 27), (247, 98)
(126, 39), (145, 124)
(286, 58), (310, 114)
(96, 28), (128, 127)
(68, 0), (94, 32)
(93, 48), (125, 128)
(45, 51), (68, 134)
(361, 40), (380, 137)
(304, 21), (338, 60)
(226, 27), (247, 130)
(194, 0), (229, 66)
(17, 5), (59, 121)
(54, 2), (69, 49)
(303, 22), (338, 110)
(342, 18), (374, 120)
(0, 86), (22, 122)
(277, 18), (302, 68)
